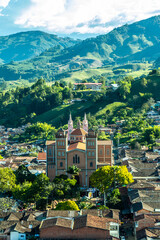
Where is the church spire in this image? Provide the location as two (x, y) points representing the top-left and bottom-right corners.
(77, 120), (81, 129)
(69, 112), (72, 121)
(68, 113), (73, 141)
(83, 113), (88, 132)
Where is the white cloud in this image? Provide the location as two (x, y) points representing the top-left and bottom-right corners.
(15, 0), (160, 35)
(0, 0), (10, 8)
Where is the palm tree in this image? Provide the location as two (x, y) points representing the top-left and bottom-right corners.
(67, 165), (81, 179)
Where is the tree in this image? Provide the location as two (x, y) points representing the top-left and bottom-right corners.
(14, 165), (35, 184)
(67, 165), (81, 179)
(90, 166), (133, 206)
(0, 168), (16, 193)
(141, 126), (160, 147)
(51, 175), (80, 200)
(98, 131), (110, 140)
(13, 173), (51, 204)
(55, 200), (79, 210)
(119, 79), (131, 99)
(24, 122), (56, 141)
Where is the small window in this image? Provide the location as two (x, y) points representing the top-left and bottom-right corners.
(93, 141), (94, 146)
(92, 151), (95, 156)
(88, 152), (91, 156)
(110, 225), (118, 230)
(107, 149), (110, 155)
(62, 151), (64, 156)
(88, 141), (90, 146)
(90, 162), (93, 167)
(78, 156), (80, 164)
(49, 149), (52, 156)
(100, 149), (103, 155)
(90, 142), (92, 146)
(63, 141), (65, 146)
(58, 151), (61, 156)
(73, 156), (75, 163)
(60, 162), (63, 167)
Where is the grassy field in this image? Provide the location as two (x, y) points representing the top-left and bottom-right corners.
(34, 100), (127, 128)
(34, 101), (94, 127)
(95, 102), (126, 118)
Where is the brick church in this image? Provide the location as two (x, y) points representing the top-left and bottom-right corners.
(46, 114), (113, 187)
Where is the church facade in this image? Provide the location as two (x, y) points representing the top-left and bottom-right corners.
(46, 114), (113, 187)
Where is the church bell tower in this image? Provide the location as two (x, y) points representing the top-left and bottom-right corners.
(83, 113), (88, 132)
(68, 113), (73, 141)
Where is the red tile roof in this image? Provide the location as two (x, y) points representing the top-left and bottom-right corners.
(71, 128), (87, 136)
(68, 142), (86, 151)
(38, 152), (46, 160)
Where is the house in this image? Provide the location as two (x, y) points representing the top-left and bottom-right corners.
(146, 110), (159, 119)
(46, 114), (113, 187)
(37, 152), (46, 163)
(40, 214), (120, 239)
(0, 212), (40, 240)
(110, 84), (119, 91)
(98, 126), (114, 135)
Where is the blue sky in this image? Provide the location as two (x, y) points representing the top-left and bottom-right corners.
(0, 0), (160, 39)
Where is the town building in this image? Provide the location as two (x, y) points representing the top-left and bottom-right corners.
(40, 214), (120, 240)
(46, 114), (113, 187)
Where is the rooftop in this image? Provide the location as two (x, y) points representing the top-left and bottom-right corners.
(68, 142), (86, 151)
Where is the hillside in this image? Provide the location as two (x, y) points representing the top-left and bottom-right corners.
(0, 31), (79, 64)
(0, 15), (160, 81)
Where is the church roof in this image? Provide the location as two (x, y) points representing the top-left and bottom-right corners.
(71, 128), (87, 136)
(68, 142), (86, 151)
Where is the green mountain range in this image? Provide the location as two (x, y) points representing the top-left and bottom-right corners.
(0, 15), (160, 81)
(0, 31), (79, 64)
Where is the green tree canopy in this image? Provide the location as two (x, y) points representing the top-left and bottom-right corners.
(67, 165), (81, 179)
(90, 166), (133, 206)
(14, 165), (35, 184)
(0, 168), (16, 193)
(23, 122), (56, 141)
(55, 200), (79, 210)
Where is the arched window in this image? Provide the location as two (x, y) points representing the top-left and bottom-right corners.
(90, 162), (93, 167)
(73, 154), (80, 164)
(60, 162), (63, 167)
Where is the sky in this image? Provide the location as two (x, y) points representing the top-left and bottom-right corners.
(0, 0), (160, 39)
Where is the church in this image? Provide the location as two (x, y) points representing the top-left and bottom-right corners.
(46, 114), (113, 187)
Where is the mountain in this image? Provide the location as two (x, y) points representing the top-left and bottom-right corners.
(0, 31), (79, 64)
(0, 15), (160, 81)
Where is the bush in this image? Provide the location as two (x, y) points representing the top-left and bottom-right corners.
(55, 200), (79, 210)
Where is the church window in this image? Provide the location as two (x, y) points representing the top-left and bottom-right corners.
(73, 154), (80, 164)
(107, 149), (110, 155)
(58, 151), (61, 156)
(60, 162), (63, 167)
(90, 162), (93, 167)
(49, 149), (52, 156)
